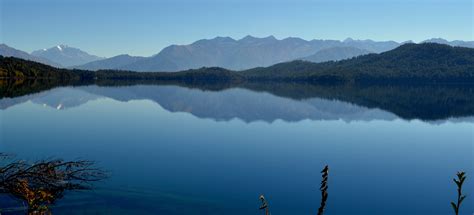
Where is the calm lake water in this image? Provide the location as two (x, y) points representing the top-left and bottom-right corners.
(0, 83), (473, 214)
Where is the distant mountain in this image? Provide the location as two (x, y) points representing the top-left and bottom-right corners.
(73, 54), (146, 71)
(75, 36), (473, 72)
(341, 38), (401, 53)
(113, 36), (401, 72)
(242, 43), (474, 82)
(301, 47), (372, 63)
(422, 38), (474, 48)
(31, 45), (104, 67)
(0, 44), (61, 67)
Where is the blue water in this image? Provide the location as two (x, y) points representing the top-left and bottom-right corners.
(0, 85), (473, 214)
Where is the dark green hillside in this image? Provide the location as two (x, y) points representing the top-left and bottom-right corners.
(0, 56), (242, 83)
(241, 43), (474, 83)
(95, 67), (242, 82)
(0, 56), (94, 80)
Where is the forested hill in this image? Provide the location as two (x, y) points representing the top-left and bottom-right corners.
(1, 43), (474, 84)
(0, 56), (240, 82)
(241, 43), (474, 83)
(0, 56), (93, 80)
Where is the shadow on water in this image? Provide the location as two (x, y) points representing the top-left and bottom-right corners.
(1, 79), (473, 121)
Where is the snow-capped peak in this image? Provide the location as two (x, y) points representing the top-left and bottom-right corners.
(56, 45), (63, 51)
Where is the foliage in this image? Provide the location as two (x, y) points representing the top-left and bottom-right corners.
(0, 155), (107, 214)
(451, 172), (467, 215)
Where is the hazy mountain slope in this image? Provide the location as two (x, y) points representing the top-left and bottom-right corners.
(31, 45), (104, 67)
(119, 36), (401, 72)
(341, 38), (400, 53)
(73, 54), (146, 71)
(301, 47), (372, 63)
(0, 44), (61, 67)
(422, 38), (474, 48)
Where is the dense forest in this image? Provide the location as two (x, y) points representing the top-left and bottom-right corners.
(1, 43), (474, 84)
(0, 56), (94, 80)
(241, 43), (474, 83)
(95, 67), (242, 82)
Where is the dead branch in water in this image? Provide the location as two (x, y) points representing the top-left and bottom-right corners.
(0, 154), (107, 214)
(317, 165), (329, 215)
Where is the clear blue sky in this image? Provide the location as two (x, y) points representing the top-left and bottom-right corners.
(1, 0), (472, 57)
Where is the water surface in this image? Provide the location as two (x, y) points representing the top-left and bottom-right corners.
(1, 84), (473, 214)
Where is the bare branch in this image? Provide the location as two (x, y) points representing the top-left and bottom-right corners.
(0, 155), (107, 213)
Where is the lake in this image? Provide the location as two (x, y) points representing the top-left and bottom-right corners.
(0, 83), (473, 214)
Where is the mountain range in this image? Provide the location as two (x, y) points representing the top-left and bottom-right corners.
(75, 36), (402, 72)
(31, 45), (104, 67)
(1, 37), (473, 72)
(0, 44), (61, 67)
(74, 37), (473, 72)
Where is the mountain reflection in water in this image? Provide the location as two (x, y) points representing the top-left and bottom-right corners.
(1, 82), (473, 122)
